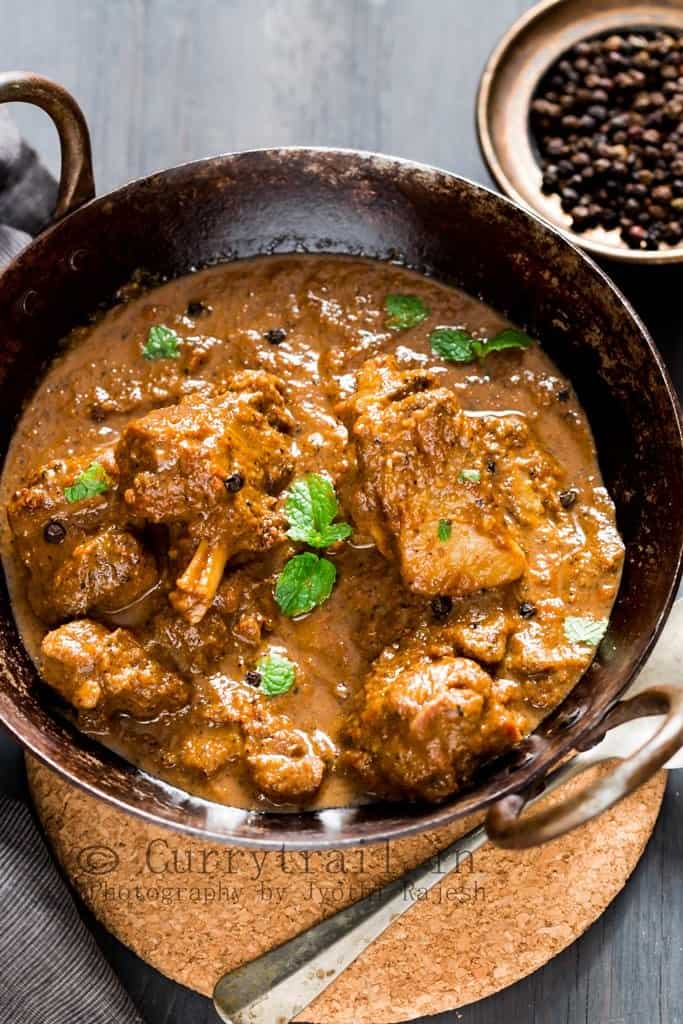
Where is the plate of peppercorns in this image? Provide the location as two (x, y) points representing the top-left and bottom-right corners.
(477, 0), (683, 263)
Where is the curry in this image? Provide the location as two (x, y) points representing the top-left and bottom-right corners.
(0, 255), (624, 809)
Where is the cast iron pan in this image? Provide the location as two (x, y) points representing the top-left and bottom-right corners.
(0, 73), (681, 849)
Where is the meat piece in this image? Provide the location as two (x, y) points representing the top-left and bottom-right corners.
(115, 370), (294, 622)
(116, 370), (293, 524)
(51, 526), (158, 620)
(41, 619), (191, 717)
(339, 356), (529, 597)
(245, 725), (327, 804)
(190, 675), (329, 803)
(192, 674), (260, 724)
(212, 564), (278, 643)
(141, 565), (276, 676)
(142, 606), (234, 677)
(5, 451), (158, 623)
(445, 590), (512, 665)
(344, 642), (523, 801)
(170, 725), (244, 776)
(500, 598), (600, 711)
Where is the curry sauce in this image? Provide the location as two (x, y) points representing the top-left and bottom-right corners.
(0, 255), (624, 809)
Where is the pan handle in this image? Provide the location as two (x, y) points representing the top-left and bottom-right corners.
(485, 684), (683, 849)
(0, 72), (95, 222)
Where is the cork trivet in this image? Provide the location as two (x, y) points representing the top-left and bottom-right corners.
(27, 755), (665, 1023)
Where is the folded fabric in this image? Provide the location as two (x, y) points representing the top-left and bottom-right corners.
(0, 108), (57, 235)
(0, 110), (143, 1024)
(0, 796), (144, 1024)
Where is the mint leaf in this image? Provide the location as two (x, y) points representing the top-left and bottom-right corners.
(459, 468), (481, 483)
(316, 521), (353, 546)
(477, 328), (534, 358)
(437, 518), (452, 541)
(64, 461), (111, 503)
(258, 652), (297, 696)
(142, 324), (181, 360)
(274, 552), (337, 617)
(430, 326), (534, 364)
(385, 294), (430, 331)
(284, 474), (352, 548)
(430, 328), (478, 363)
(563, 616), (609, 646)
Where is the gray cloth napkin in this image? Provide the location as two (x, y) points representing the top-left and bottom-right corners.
(0, 796), (144, 1024)
(0, 112), (144, 1024)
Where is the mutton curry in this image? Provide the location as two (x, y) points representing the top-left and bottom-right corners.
(0, 255), (624, 809)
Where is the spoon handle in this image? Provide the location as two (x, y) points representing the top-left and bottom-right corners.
(213, 823), (488, 1024)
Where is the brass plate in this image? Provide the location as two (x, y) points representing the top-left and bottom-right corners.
(477, 0), (683, 265)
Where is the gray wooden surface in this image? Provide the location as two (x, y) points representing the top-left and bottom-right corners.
(1, 1), (682, 1022)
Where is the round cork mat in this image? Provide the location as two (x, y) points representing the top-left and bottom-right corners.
(27, 755), (666, 1023)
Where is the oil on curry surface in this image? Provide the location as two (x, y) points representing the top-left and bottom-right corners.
(0, 256), (623, 810)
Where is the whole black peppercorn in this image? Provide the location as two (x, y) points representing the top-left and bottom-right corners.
(560, 187), (580, 212)
(664, 221), (683, 244)
(547, 137), (567, 156)
(559, 488), (578, 508)
(571, 205), (592, 231)
(43, 519), (67, 544)
(519, 602), (537, 619)
(541, 172), (558, 194)
(265, 328), (287, 345)
(245, 671), (262, 688)
(225, 472), (245, 493)
(186, 300), (209, 317)
(431, 596), (453, 621)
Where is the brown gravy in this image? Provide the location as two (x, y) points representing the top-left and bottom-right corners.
(0, 255), (623, 809)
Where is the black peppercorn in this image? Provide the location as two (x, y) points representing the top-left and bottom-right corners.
(187, 300), (209, 317)
(431, 596), (453, 621)
(560, 187), (580, 212)
(519, 602), (537, 619)
(571, 205), (592, 231)
(225, 473), (245, 493)
(559, 488), (578, 508)
(265, 328), (287, 345)
(245, 671), (262, 688)
(43, 519), (67, 544)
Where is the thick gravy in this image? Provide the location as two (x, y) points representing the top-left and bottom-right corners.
(0, 255), (624, 809)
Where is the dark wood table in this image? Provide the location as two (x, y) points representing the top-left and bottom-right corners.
(1, 1), (681, 1021)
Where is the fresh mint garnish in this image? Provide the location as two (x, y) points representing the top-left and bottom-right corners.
(476, 328), (534, 357)
(284, 474), (351, 548)
(430, 326), (534, 364)
(385, 294), (430, 331)
(564, 616), (609, 646)
(63, 461), (111, 503)
(437, 518), (452, 541)
(258, 652), (297, 696)
(430, 328), (479, 363)
(142, 324), (181, 360)
(274, 552), (337, 617)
